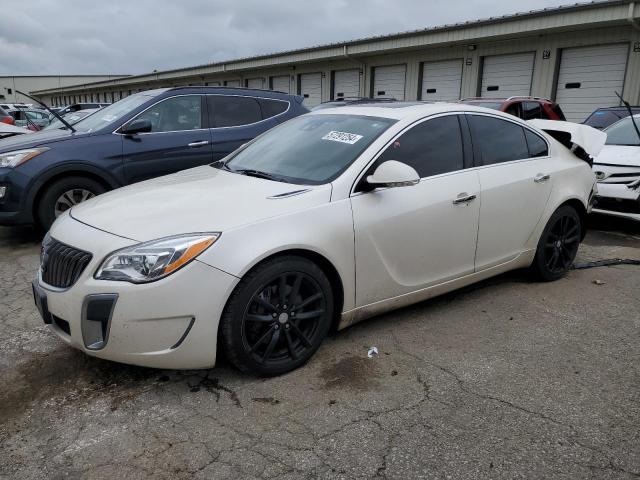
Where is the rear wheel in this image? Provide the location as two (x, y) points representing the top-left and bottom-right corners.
(530, 205), (582, 281)
(36, 176), (106, 230)
(220, 256), (333, 376)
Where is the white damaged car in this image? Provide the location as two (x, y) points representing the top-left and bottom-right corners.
(33, 103), (602, 376)
(592, 114), (640, 221)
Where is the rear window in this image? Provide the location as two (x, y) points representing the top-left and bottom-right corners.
(259, 98), (289, 119)
(208, 95), (262, 127)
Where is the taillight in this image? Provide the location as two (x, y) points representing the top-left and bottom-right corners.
(0, 116), (14, 125)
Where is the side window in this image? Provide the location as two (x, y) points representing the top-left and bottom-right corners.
(524, 130), (549, 157)
(208, 96), (262, 127)
(522, 102), (543, 120)
(377, 115), (464, 178)
(134, 95), (202, 132)
(505, 103), (521, 118)
(468, 115), (529, 165)
(259, 98), (288, 119)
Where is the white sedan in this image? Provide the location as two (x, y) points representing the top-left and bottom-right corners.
(33, 103), (600, 376)
(592, 114), (640, 221)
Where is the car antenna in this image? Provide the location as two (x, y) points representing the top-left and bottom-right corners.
(615, 91), (640, 143)
(16, 90), (76, 133)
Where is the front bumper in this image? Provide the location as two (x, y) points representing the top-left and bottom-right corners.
(34, 214), (239, 369)
(593, 182), (640, 221)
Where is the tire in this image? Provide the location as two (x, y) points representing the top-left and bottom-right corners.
(36, 176), (106, 230)
(530, 205), (582, 282)
(220, 255), (334, 376)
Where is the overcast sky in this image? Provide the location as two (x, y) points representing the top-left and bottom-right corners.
(1, 0), (575, 76)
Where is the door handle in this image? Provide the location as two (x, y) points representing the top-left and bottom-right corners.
(534, 173), (551, 183)
(188, 140), (209, 148)
(452, 193), (477, 205)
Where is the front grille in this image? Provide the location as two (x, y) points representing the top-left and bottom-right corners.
(41, 237), (92, 288)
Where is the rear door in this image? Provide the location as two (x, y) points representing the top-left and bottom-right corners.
(208, 94), (289, 161)
(122, 94), (213, 184)
(467, 113), (555, 270)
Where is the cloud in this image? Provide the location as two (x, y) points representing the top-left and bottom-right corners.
(0, 0), (570, 75)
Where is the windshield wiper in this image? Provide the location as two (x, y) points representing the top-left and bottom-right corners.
(234, 169), (287, 182)
(16, 90), (76, 133)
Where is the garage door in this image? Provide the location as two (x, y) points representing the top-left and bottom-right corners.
(555, 44), (629, 122)
(299, 73), (323, 107)
(420, 59), (463, 101)
(372, 65), (406, 100)
(333, 69), (360, 100)
(480, 52), (535, 98)
(224, 80), (241, 87)
(271, 75), (290, 93)
(246, 78), (264, 89)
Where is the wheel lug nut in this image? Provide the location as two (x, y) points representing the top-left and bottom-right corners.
(272, 313), (277, 318)
(274, 325), (279, 330)
(285, 323), (290, 329)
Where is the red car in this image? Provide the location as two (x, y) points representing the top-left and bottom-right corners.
(0, 106), (15, 125)
(460, 96), (566, 121)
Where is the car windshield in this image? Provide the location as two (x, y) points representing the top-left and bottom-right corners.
(44, 110), (95, 130)
(604, 116), (640, 146)
(461, 101), (503, 110)
(70, 93), (158, 133)
(219, 114), (396, 185)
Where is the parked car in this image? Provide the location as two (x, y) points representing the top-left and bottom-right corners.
(8, 109), (52, 131)
(592, 114), (640, 221)
(0, 87), (308, 229)
(583, 106), (640, 130)
(31, 103), (602, 375)
(43, 108), (99, 130)
(312, 97), (397, 111)
(460, 97), (566, 121)
(56, 103), (110, 116)
(0, 103), (30, 111)
(0, 123), (32, 140)
(0, 106), (14, 125)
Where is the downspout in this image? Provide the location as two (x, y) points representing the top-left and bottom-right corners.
(628, 2), (640, 31)
(343, 45), (367, 98)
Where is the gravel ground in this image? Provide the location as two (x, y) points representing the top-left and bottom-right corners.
(1, 215), (639, 480)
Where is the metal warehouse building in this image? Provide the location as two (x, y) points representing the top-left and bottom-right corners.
(33, 0), (640, 122)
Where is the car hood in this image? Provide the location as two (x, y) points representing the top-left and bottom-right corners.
(594, 145), (640, 167)
(70, 166), (332, 242)
(0, 127), (88, 151)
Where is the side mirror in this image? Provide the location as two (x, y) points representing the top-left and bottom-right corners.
(366, 160), (420, 188)
(120, 118), (152, 135)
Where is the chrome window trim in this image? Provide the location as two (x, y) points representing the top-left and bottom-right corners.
(349, 110), (551, 197)
(112, 93), (291, 135)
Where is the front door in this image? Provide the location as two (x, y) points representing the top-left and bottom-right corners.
(351, 114), (481, 307)
(122, 94), (213, 184)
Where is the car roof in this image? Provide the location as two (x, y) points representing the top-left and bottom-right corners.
(310, 102), (514, 121)
(165, 86), (299, 99)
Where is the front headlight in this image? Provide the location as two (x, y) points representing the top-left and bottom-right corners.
(95, 233), (220, 283)
(0, 147), (50, 168)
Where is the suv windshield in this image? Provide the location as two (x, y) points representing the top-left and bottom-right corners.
(70, 93), (159, 133)
(219, 114), (396, 185)
(604, 116), (640, 146)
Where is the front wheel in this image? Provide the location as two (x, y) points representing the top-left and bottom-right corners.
(530, 205), (582, 282)
(220, 256), (334, 376)
(36, 176), (106, 231)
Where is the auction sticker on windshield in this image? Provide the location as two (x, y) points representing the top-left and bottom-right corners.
(322, 131), (363, 144)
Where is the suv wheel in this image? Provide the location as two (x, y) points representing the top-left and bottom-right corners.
(37, 176), (106, 230)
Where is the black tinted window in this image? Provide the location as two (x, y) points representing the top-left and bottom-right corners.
(378, 115), (464, 177)
(135, 95), (202, 132)
(468, 115), (529, 165)
(209, 96), (262, 127)
(525, 129), (548, 157)
(259, 98), (288, 119)
(522, 102), (543, 120)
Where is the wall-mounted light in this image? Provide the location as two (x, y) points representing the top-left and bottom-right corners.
(467, 44), (477, 51)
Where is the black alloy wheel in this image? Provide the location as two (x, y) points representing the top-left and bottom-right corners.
(531, 205), (582, 281)
(221, 256), (333, 376)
